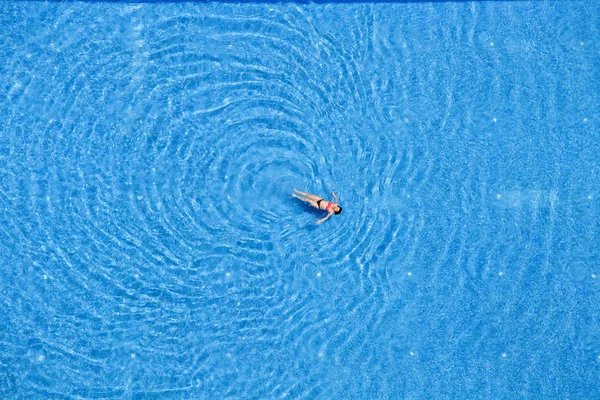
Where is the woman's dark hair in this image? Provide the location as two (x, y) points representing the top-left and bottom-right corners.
(334, 206), (342, 215)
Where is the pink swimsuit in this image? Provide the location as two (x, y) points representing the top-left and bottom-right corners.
(317, 199), (333, 212)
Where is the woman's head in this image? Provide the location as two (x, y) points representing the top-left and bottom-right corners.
(334, 206), (342, 215)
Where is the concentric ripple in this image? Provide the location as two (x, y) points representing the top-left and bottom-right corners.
(0, 2), (451, 398)
(4, 1), (598, 398)
(0, 3), (434, 396)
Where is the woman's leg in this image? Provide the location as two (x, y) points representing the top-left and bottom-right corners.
(294, 189), (321, 202)
(292, 193), (319, 208)
(292, 193), (308, 202)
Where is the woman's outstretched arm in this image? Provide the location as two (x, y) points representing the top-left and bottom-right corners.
(317, 212), (333, 224)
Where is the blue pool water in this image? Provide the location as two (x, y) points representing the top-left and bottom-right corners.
(1, 1), (599, 398)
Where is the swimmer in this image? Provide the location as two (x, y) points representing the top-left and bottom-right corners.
(292, 189), (342, 224)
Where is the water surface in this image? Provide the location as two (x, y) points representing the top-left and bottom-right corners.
(1, 1), (599, 398)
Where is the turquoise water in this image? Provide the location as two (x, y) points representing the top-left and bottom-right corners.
(1, 1), (599, 398)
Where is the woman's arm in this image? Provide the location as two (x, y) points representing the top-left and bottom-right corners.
(317, 212), (333, 224)
(332, 191), (338, 205)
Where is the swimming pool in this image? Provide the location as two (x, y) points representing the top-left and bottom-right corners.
(1, 1), (599, 398)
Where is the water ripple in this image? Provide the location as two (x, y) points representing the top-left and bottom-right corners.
(3, 3), (446, 398)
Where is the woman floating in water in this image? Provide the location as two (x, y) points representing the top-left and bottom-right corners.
(292, 189), (342, 224)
